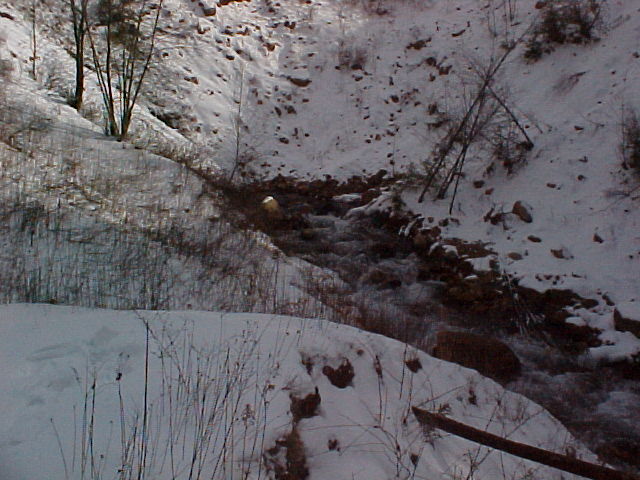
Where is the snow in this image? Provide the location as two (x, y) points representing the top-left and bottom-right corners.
(588, 330), (640, 364)
(2, 0), (638, 355)
(0, 0), (639, 476)
(0, 304), (597, 480)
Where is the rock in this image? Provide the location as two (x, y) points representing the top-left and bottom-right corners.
(197, 20), (211, 34)
(444, 278), (487, 304)
(527, 235), (542, 242)
(300, 228), (316, 241)
(512, 201), (533, 223)
(363, 268), (401, 288)
(413, 232), (429, 249)
(507, 252), (523, 260)
(614, 309), (640, 338)
(550, 247), (572, 259)
(287, 76), (312, 87)
(202, 6), (216, 16)
(432, 331), (521, 382)
(261, 196), (283, 220)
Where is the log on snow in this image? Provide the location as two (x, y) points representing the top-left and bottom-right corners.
(412, 407), (639, 480)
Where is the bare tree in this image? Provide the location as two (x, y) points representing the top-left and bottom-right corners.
(229, 63), (245, 181)
(29, 0), (37, 80)
(86, 0), (164, 140)
(67, 0), (90, 110)
(418, 40), (533, 211)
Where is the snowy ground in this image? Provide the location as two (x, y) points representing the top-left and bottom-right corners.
(1, 0), (637, 357)
(0, 0), (639, 476)
(0, 304), (597, 480)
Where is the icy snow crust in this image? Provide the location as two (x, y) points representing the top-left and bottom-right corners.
(0, 304), (595, 480)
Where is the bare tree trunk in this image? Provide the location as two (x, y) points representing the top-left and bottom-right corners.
(412, 407), (639, 480)
(30, 0), (37, 80)
(69, 0), (88, 110)
(229, 64), (245, 181)
(87, 0), (163, 140)
(118, 0), (163, 141)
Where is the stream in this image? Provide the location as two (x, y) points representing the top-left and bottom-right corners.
(231, 174), (640, 473)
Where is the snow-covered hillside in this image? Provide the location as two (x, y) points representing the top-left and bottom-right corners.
(1, 0), (638, 355)
(0, 304), (596, 480)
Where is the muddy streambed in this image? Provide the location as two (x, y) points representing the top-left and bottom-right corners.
(222, 173), (640, 473)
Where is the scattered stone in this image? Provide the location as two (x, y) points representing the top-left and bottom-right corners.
(432, 331), (521, 382)
(528, 235), (542, 242)
(473, 180), (485, 188)
(593, 233), (604, 243)
(406, 38), (430, 50)
(197, 21), (211, 34)
(507, 252), (523, 260)
(287, 76), (312, 87)
(550, 247), (572, 259)
(327, 438), (340, 451)
(512, 201), (533, 223)
(202, 6), (216, 16)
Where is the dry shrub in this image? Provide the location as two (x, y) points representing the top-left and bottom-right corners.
(265, 427), (309, 480)
(524, 0), (604, 61)
(622, 108), (640, 173)
(336, 42), (369, 71)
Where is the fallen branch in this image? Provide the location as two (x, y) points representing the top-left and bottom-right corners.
(412, 407), (639, 480)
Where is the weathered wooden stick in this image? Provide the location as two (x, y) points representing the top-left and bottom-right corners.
(412, 407), (639, 480)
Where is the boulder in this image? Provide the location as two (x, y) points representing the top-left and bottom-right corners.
(614, 309), (640, 338)
(512, 201), (533, 223)
(432, 331), (521, 382)
(261, 196), (283, 220)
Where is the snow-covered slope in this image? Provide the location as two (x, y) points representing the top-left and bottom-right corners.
(1, 0), (639, 475)
(135, 0), (639, 356)
(1, 0), (638, 354)
(0, 304), (596, 480)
